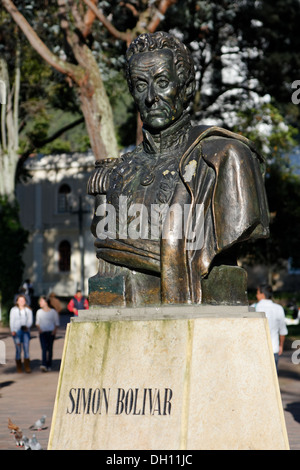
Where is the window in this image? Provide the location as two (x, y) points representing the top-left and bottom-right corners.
(58, 184), (71, 213)
(58, 240), (71, 272)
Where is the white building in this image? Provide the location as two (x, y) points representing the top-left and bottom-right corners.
(16, 151), (98, 298)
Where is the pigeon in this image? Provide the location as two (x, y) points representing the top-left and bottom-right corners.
(8, 417), (21, 434)
(29, 415), (47, 431)
(22, 436), (31, 450)
(28, 434), (43, 450)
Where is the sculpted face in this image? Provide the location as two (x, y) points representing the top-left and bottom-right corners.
(129, 49), (185, 132)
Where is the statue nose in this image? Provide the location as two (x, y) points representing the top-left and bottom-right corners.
(146, 83), (157, 106)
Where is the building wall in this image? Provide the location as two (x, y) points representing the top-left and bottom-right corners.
(16, 152), (99, 298)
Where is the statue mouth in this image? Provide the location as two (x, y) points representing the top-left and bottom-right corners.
(147, 107), (165, 114)
(146, 109), (169, 120)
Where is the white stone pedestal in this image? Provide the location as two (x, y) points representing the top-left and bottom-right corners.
(48, 305), (289, 450)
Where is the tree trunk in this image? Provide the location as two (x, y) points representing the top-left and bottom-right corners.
(0, 149), (19, 200)
(0, 56), (20, 200)
(75, 45), (118, 160)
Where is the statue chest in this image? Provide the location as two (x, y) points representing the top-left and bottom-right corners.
(106, 153), (184, 230)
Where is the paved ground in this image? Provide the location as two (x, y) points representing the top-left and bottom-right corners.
(0, 314), (299, 451)
(0, 315), (69, 451)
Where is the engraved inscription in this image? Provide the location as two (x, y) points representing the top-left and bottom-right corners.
(66, 387), (173, 416)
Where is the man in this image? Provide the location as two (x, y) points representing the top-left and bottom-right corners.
(255, 284), (288, 369)
(67, 289), (89, 316)
(87, 32), (269, 306)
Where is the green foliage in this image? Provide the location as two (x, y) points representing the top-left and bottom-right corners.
(240, 165), (300, 270)
(19, 108), (90, 156)
(285, 324), (300, 339)
(26, 116), (50, 148)
(233, 0), (300, 131)
(41, 138), (71, 154)
(232, 101), (300, 275)
(232, 102), (298, 164)
(0, 198), (28, 319)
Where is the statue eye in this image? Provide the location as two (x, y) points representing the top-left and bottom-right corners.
(135, 81), (147, 92)
(157, 79), (169, 89)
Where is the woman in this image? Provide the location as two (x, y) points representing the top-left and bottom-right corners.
(36, 296), (59, 372)
(9, 294), (33, 373)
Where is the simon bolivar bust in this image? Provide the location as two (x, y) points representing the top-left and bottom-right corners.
(87, 31), (269, 307)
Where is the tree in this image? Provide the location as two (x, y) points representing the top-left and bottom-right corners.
(0, 9), (89, 199)
(2, 0), (119, 161)
(155, 1), (300, 138)
(233, 0), (300, 132)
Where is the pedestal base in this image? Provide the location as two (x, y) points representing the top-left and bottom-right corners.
(48, 305), (289, 450)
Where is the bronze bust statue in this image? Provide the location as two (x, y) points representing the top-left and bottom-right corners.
(87, 32), (269, 307)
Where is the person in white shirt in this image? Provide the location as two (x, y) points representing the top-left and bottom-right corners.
(36, 296), (60, 372)
(255, 284), (288, 370)
(9, 294), (33, 373)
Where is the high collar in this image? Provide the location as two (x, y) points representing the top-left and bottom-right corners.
(142, 112), (191, 156)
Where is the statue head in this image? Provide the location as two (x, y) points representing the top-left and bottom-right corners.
(126, 31), (196, 133)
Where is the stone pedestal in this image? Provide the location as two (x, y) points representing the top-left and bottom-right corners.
(48, 305), (289, 450)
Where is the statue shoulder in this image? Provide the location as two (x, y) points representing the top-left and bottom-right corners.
(188, 125), (261, 160)
(196, 127), (265, 174)
(202, 135), (253, 160)
(182, 126), (259, 169)
(87, 157), (120, 195)
(87, 145), (142, 195)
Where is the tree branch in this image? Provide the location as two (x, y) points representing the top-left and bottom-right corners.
(147, 0), (177, 33)
(82, 0), (98, 38)
(81, 0), (177, 46)
(201, 83), (259, 112)
(120, 2), (139, 18)
(17, 115), (85, 171)
(2, 0), (84, 84)
(70, 0), (86, 32)
(81, 0), (132, 44)
(57, 0), (86, 64)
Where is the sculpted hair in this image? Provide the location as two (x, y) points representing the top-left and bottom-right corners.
(126, 31), (196, 106)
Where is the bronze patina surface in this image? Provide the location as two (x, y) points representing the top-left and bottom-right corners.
(87, 32), (269, 307)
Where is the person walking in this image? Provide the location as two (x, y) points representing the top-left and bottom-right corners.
(67, 289), (89, 316)
(9, 294), (33, 373)
(255, 284), (288, 370)
(35, 296), (60, 372)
